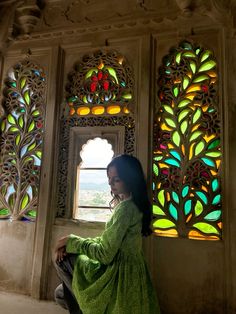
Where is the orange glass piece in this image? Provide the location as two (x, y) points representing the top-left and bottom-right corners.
(107, 105), (121, 114)
(92, 106), (105, 115)
(154, 229), (178, 238)
(70, 108), (75, 115)
(188, 230), (219, 241)
(123, 107), (130, 114)
(77, 106), (90, 116)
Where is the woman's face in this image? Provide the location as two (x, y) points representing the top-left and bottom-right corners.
(107, 166), (130, 198)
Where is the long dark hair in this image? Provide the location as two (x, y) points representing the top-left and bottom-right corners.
(107, 154), (152, 237)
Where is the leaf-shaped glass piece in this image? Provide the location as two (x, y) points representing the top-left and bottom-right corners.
(196, 191), (208, 205)
(158, 190), (165, 207)
(176, 52), (181, 64)
(190, 131), (202, 142)
(153, 164), (158, 176)
(193, 75), (209, 83)
(212, 194), (221, 205)
(201, 157), (215, 167)
(184, 199), (192, 215)
(7, 114), (16, 125)
(178, 99), (191, 108)
(208, 139), (220, 149)
(18, 115), (24, 128)
(178, 109), (190, 122)
(154, 156), (162, 161)
(183, 51), (196, 58)
(182, 186), (189, 198)
(165, 158), (180, 167)
(35, 151), (42, 159)
(212, 178), (219, 192)
(28, 121), (35, 132)
(183, 76), (190, 90)
(163, 105), (174, 115)
(32, 110), (40, 117)
(172, 131), (180, 146)
(205, 152), (221, 158)
(8, 126), (18, 132)
(193, 222), (219, 235)
(0, 209), (9, 216)
(15, 134), (21, 145)
(194, 141), (205, 155)
(204, 210), (221, 221)
(153, 205), (165, 215)
(172, 191), (180, 204)
(20, 77), (27, 89)
(165, 118), (176, 128)
(173, 86), (179, 97)
(24, 90), (30, 105)
(189, 60), (196, 74)
(169, 203), (178, 220)
(194, 200), (203, 216)
(192, 108), (202, 124)
(1, 120), (6, 132)
(169, 150), (181, 161)
(180, 120), (188, 134)
(200, 50), (211, 62)
(153, 218), (176, 229)
(21, 194), (29, 210)
(199, 60), (216, 72)
(26, 210), (37, 218)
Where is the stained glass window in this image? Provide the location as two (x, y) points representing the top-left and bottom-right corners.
(152, 41), (221, 240)
(0, 60), (46, 221)
(65, 50), (134, 116)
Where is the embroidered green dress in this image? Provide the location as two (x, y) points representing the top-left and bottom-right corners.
(66, 199), (160, 314)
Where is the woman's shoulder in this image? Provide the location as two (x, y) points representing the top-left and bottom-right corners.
(114, 199), (139, 218)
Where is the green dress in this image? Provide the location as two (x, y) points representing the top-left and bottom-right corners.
(66, 199), (160, 314)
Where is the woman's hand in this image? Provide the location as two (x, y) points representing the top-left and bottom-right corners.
(55, 235), (70, 262)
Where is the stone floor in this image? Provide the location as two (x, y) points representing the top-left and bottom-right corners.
(0, 291), (67, 314)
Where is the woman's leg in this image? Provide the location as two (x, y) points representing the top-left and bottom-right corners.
(54, 254), (81, 314)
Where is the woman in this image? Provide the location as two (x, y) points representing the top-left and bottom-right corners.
(54, 154), (160, 314)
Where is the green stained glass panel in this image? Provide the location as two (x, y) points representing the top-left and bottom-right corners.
(192, 108), (201, 124)
(189, 61), (196, 74)
(205, 152), (221, 158)
(163, 105), (174, 115)
(169, 204), (178, 220)
(196, 192), (208, 205)
(153, 164), (158, 176)
(195, 141), (205, 155)
(193, 75), (209, 83)
(212, 195), (221, 205)
(178, 109), (190, 122)
(153, 205), (165, 215)
(172, 131), (180, 146)
(194, 200), (203, 216)
(178, 99), (191, 108)
(180, 120), (188, 134)
(183, 76), (190, 90)
(201, 157), (215, 167)
(173, 87), (179, 97)
(165, 118), (176, 128)
(182, 186), (189, 198)
(208, 139), (220, 149)
(204, 210), (221, 221)
(190, 131), (202, 142)
(201, 50), (211, 62)
(198, 60), (216, 72)
(193, 222), (219, 235)
(184, 199), (192, 215)
(153, 219), (176, 229)
(158, 190), (165, 207)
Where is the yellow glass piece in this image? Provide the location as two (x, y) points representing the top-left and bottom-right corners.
(189, 143), (194, 160)
(77, 106), (90, 116)
(218, 222), (222, 229)
(192, 124), (200, 132)
(210, 170), (217, 176)
(188, 230), (219, 241)
(186, 85), (201, 93)
(107, 105), (121, 114)
(202, 185), (208, 192)
(202, 105), (209, 112)
(118, 57), (124, 65)
(157, 183), (161, 189)
(210, 78), (217, 84)
(166, 192), (170, 202)
(158, 163), (167, 168)
(181, 144), (185, 155)
(68, 102), (73, 107)
(70, 108), (75, 115)
(154, 229), (178, 238)
(123, 107), (130, 114)
(92, 106), (105, 115)
(185, 93), (195, 100)
(161, 123), (172, 131)
(168, 143), (174, 149)
(216, 160), (221, 169)
(186, 213), (192, 223)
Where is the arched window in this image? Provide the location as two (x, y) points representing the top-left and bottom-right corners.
(0, 60), (46, 221)
(152, 41), (221, 240)
(75, 137), (114, 222)
(56, 50), (135, 219)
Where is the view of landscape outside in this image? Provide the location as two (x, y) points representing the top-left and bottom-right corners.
(75, 137), (114, 222)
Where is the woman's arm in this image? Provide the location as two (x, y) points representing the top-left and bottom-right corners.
(66, 202), (134, 265)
